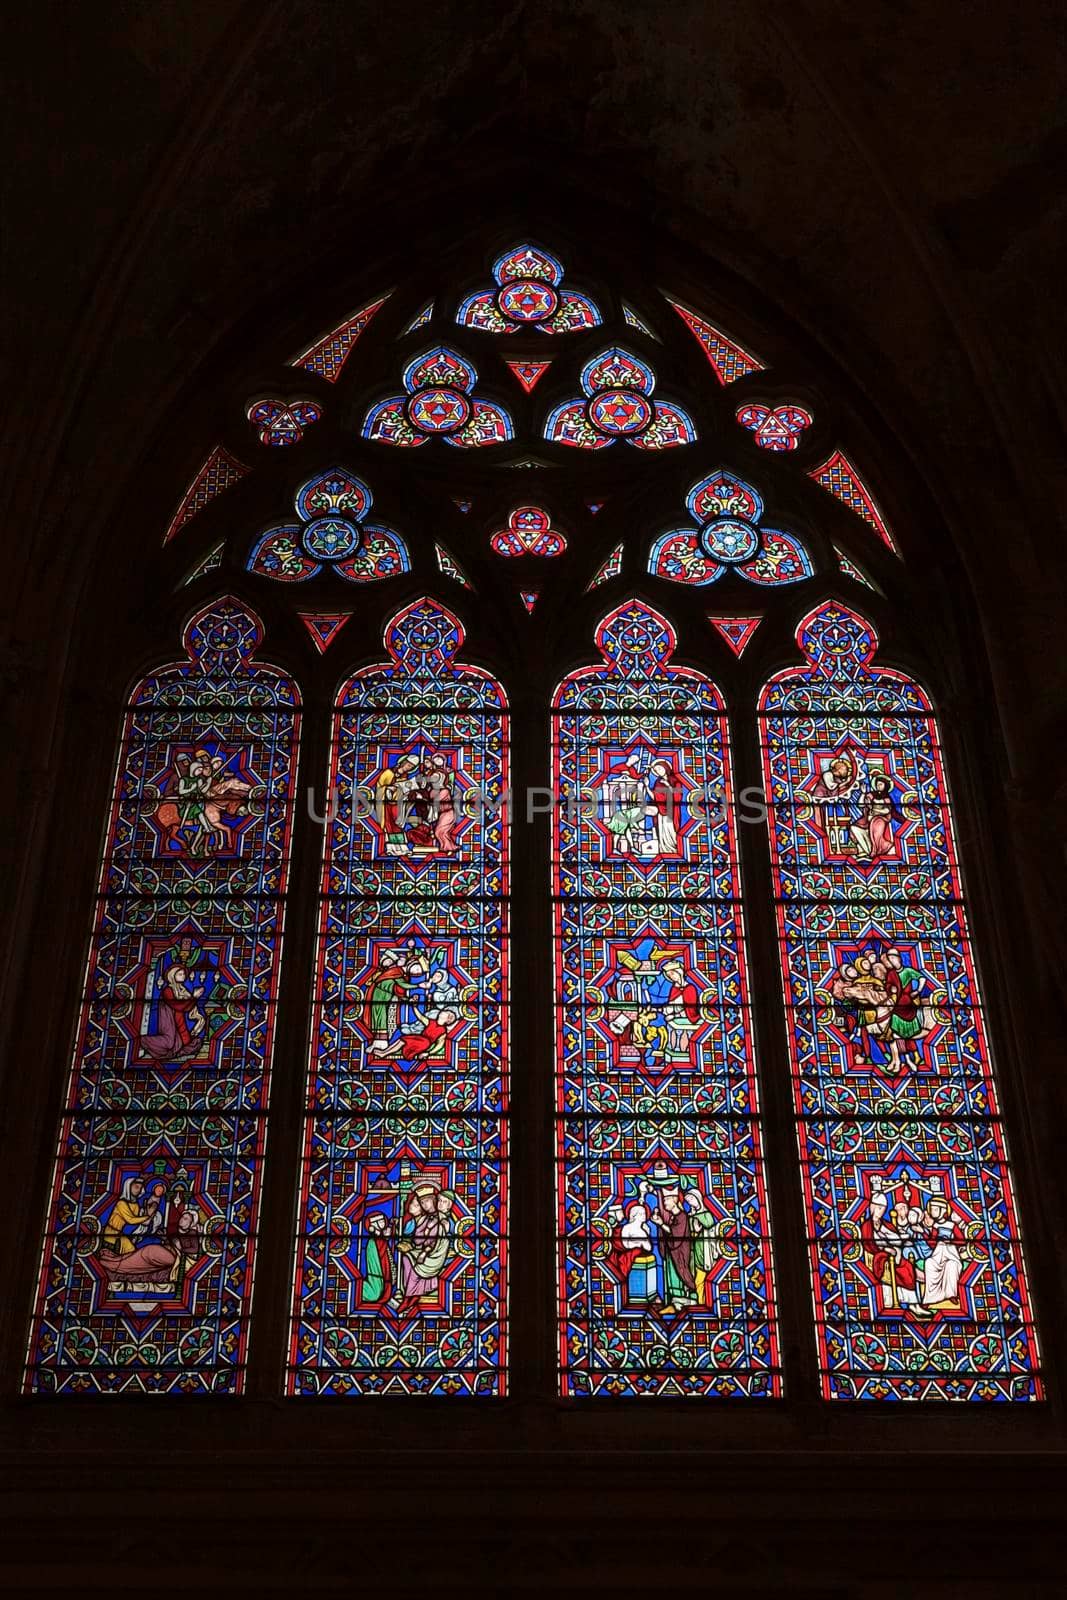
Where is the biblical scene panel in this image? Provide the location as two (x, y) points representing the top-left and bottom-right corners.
(761, 602), (1042, 1400)
(24, 601), (298, 1393)
(553, 601), (780, 1397)
(288, 599), (509, 1396)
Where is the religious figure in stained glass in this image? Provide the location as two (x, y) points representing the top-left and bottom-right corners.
(289, 597), (508, 1395)
(760, 600), (1042, 1400)
(24, 599), (299, 1393)
(553, 600), (780, 1397)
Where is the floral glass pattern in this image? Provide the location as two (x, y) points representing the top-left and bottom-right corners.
(362, 346), (513, 449)
(247, 467), (410, 583)
(760, 601), (1042, 1400)
(649, 468), (813, 588)
(545, 347), (697, 452)
(457, 243), (601, 335)
(288, 599), (509, 1395)
(24, 600), (300, 1394)
(553, 601), (780, 1396)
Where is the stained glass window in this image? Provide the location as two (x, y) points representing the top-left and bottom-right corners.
(490, 505), (567, 558)
(247, 468), (410, 584)
(760, 601), (1042, 1401)
(554, 601), (780, 1397)
(649, 469), (812, 588)
(545, 347), (697, 451)
(457, 242), (601, 334)
(288, 598), (508, 1395)
(24, 599), (299, 1393)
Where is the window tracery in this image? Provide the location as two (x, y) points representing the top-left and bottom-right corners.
(26, 228), (1043, 1408)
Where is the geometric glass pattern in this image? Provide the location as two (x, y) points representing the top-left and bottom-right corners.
(247, 467), (410, 584)
(457, 243), (601, 335)
(553, 600), (780, 1396)
(505, 359), (552, 393)
(434, 543), (472, 589)
(490, 506), (566, 558)
(299, 612), (352, 654)
(181, 541), (225, 587)
(809, 450), (898, 554)
(587, 543), (623, 590)
(23, 599), (300, 1393)
(665, 298), (764, 385)
(401, 303), (433, 336)
(291, 297), (389, 383)
(622, 303), (657, 339)
(649, 468), (813, 588)
(708, 615), (762, 658)
(735, 402), (812, 452)
(835, 545), (880, 593)
(519, 589), (539, 613)
(545, 347), (697, 452)
(287, 598), (509, 1394)
(164, 446), (249, 545)
(759, 601), (1042, 1400)
(247, 397), (323, 447)
(362, 346), (513, 450)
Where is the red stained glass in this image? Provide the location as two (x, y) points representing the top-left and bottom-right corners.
(809, 450), (898, 554)
(164, 447), (249, 545)
(291, 296), (389, 382)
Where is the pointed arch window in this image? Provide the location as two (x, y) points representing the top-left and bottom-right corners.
(21, 228), (1045, 1414)
(24, 600), (299, 1393)
(553, 600), (779, 1397)
(760, 602), (1043, 1401)
(289, 599), (509, 1395)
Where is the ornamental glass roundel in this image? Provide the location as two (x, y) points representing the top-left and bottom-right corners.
(405, 386), (472, 433)
(586, 388), (654, 436)
(302, 515), (362, 561)
(496, 279), (560, 324)
(700, 516), (760, 563)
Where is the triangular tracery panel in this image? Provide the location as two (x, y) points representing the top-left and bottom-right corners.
(164, 447), (249, 544)
(291, 296), (389, 382)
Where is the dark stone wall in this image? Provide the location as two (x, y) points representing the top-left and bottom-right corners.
(2, 4), (1066, 1590)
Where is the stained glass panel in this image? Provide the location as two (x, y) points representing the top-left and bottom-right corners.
(553, 601), (780, 1396)
(24, 599), (299, 1393)
(760, 601), (1042, 1400)
(288, 598), (509, 1395)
